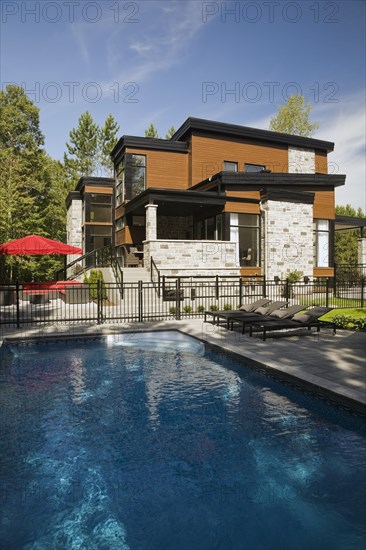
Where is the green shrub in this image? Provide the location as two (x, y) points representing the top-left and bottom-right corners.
(183, 305), (193, 314)
(210, 304), (219, 311)
(169, 306), (177, 315)
(331, 314), (366, 331)
(84, 269), (107, 300)
(196, 305), (205, 313)
(285, 270), (303, 283)
(223, 303), (232, 311)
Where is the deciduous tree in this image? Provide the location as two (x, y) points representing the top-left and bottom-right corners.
(269, 95), (319, 137)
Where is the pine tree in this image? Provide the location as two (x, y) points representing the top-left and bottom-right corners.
(145, 123), (160, 138)
(64, 111), (99, 185)
(99, 114), (120, 176)
(0, 84), (44, 153)
(165, 126), (176, 139)
(269, 95), (319, 137)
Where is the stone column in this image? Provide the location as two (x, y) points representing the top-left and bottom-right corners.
(358, 238), (366, 264)
(145, 204), (158, 241)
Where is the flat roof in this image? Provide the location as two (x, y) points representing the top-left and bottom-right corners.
(171, 117), (335, 152)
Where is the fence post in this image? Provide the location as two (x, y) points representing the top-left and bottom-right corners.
(215, 275), (219, 300)
(325, 278), (330, 308)
(262, 274), (267, 298)
(16, 281), (20, 328)
(138, 280), (143, 322)
(285, 279), (290, 302)
(239, 277), (243, 306)
(333, 264), (337, 297)
(361, 276), (364, 308)
(97, 280), (102, 324)
(176, 278), (181, 320)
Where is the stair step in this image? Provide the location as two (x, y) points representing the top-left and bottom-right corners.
(121, 268), (150, 282)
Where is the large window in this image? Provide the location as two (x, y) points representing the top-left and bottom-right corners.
(89, 194), (112, 223)
(230, 213), (260, 267)
(314, 219), (330, 267)
(131, 155), (146, 198)
(85, 225), (112, 254)
(195, 215), (223, 240)
(116, 157), (125, 206)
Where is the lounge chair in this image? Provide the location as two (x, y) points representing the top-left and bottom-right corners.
(217, 300), (289, 331)
(204, 298), (272, 325)
(248, 307), (336, 340)
(228, 304), (306, 334)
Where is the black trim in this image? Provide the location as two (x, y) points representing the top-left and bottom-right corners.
(192, 171), (346, 190)
(124, 188), (226, 216)
(335, 215), (366, 229)
(171, 117), (334, 152)
(261, 188), (315, 204)
(75, 176), (115, 193)
(111, 136), (188, 164)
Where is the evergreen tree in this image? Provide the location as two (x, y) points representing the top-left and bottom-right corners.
(64, 111), (99, 185)
(269, 95), (319, 137)
(99, 114), (120, 176)
(145, 123), (160, 138)
(165, 126), (176, 139)
(0, 84), (44, 153)
(335, 205), (366, 265)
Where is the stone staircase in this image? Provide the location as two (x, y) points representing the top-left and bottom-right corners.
(121, 267), (151, 283)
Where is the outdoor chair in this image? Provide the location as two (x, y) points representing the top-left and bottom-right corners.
(248, 307), (336, 340)
(209, 301), (289, 330)
(204, 298), (272, 325)
(228, 304), (306, 334)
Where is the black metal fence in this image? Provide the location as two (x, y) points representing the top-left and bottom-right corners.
(1, 277), (365, 329)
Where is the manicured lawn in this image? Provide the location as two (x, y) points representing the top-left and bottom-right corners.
(322, 308), (366, 321)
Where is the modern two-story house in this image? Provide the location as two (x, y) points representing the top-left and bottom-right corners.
(67, 117), (346, 280)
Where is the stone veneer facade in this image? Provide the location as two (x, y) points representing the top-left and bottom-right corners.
(144, 240), (240, 277)
(262, 199), (314, 280)
(66, 198), (83, 262)
(288, 146), (315, 174)
(358, 238), (366, 264)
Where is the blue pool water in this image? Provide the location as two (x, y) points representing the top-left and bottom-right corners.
(0, 331), (365, 550)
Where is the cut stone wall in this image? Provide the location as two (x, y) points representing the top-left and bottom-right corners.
(144, 240), (240, 276)
(358, 238), (366, 264)
(263, 199), (314, 280)
(157, 216), (193, 240)
(67, 200), (83, 247)
(288, 146), (315, 174)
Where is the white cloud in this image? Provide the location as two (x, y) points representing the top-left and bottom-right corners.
(313, 92), (366, 210)
(105, 0), (209, 85)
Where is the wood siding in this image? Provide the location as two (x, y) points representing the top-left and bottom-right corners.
(315, 151), (328, 174)
(240, 267), (263, 277)
(313, 267), (334, 277)
(126, 148), (188, 189)
(313, 190), (335, 219)
(224, 201), (260, 214)
(190, 134), (289, 186)
(84, 186), (113, 194)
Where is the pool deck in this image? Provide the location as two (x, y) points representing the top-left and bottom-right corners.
(1, 320), (365, 414)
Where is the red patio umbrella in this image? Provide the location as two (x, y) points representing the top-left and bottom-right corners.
(0, 235), (82, 255)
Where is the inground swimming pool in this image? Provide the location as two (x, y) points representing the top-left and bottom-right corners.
(1, 331), (365, 549)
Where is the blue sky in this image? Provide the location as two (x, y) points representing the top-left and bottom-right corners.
(1, 0), (365, 209)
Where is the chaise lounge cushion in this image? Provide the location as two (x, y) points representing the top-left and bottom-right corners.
(291, 312), (316, 323)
